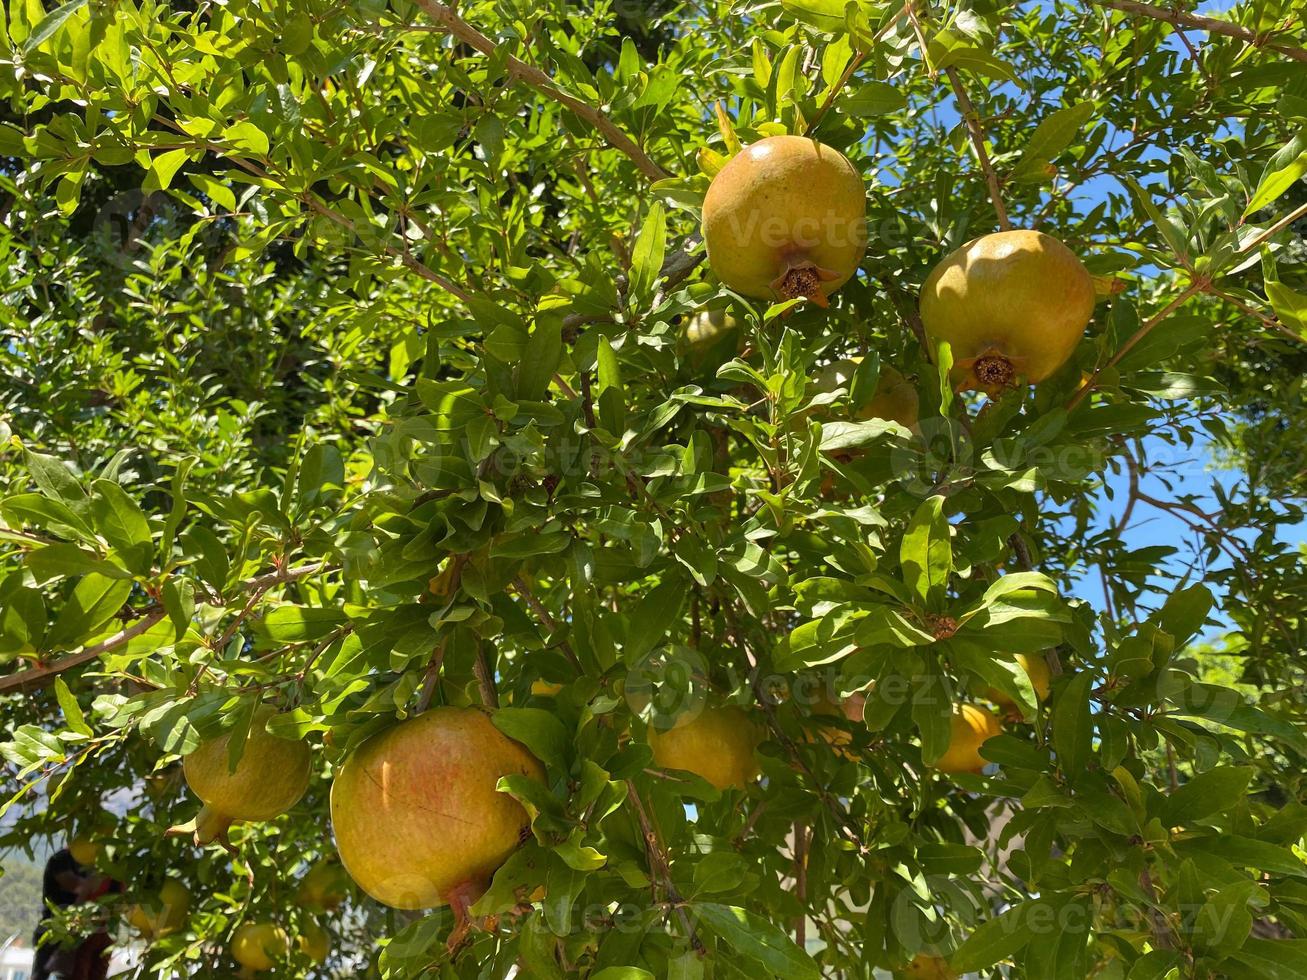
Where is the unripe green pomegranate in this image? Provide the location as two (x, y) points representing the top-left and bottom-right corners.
(702, 135), (867, 306)
(330, 707), (545, 912)
(183, 704), (311, 844)
(680, 308), (741, 378)
(919, 230), (1094, 391)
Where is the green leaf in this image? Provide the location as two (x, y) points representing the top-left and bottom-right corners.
(951, 896), (1055, 972)
(623, 578), (687, 664)
(1011, 102), (1094, 181)
(900, 495), (951, 610)
(1159, 766), (1254, 826)
(22, 0), (87, 52)
(694, 904), (821, 980)
(492, 708), (570, 771)
(1227, 939), (1307, 979)
(45, 573), (133, 650)
(53, 677), (92, 737)
(1052, 671), (1093, 782)
(517, 314), (563, 402)
(1266, 279), (1307, 337)
(839, 82), (906, 117)
(256, 605), (348, 643)
(26, 544), (131, 583)
(91, 480), (152, 576)
(629, 202), (666, 303)
(1244, 133), (1307, 217)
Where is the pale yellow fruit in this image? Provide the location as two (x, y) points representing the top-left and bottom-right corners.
(298, 920), (331, 965)
(920, 230), (1094, 390)
(931, 704), (1002, 774)
(703, 135), (867, 305)
(69, 837), (99, 867)
(681, 309), (741, 377)
(649, 706), (761, 790)
(813, 359), (919, 428)
(294, 858), (350, 911)
(898, 953), (957, 979)
(230, 922), (290, 972)
(330, 706), (545, 910)
(183, 704), (312, 844)
(126, 878), (191, 939)
(985, 654), (1052, 707)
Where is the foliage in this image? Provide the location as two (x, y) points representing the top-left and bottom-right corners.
(0, 0), (1306, 977)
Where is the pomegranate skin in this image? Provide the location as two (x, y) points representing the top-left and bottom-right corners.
(702, 135), (867, 303)
(330, 706), (545, 910)
(183, 704), (311, 842)
(919, 230), (1095, 389)
(648, 706), (761, 790)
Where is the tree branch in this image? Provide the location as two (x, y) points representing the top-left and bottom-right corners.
(1089, 0), (1307, 63)
(1066, 278), (1209, 411)
(411, 0), (670, 182)
(944, 66), (1012, 232)
(0, 609), (167, 694)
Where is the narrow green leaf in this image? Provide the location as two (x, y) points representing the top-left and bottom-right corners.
(694, 903), (821, 980)
(900, 495), (951, 610)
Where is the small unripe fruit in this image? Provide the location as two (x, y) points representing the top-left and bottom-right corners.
(298, 920), (331, 965)
(702, 135), (867, 306)
(898, 953), (957, 979)
(931, 704), (1002, 774)
(813, 359), (919, 428)
(230, 922), (290, 972)
(648, 706), (761, 790)
(183, 704), (312, 845)
(126, 878), (191, 939)
(920, 230), (1094, 391)
(985, 653), (1052, 708)
(69, 836), (99, 867)
(680, 309), (742, 378)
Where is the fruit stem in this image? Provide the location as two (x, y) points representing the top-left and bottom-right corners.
(193, 805), (234, 846)
(445, 878), (489, 952)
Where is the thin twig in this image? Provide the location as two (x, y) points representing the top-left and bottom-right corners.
(1240, 198), (1307, 252)
(411, 0), (669, 181)
(627, 784), (705, 952)
(1089, 0), (1307, 63)
(944, 66), (1011, 232)
(512, 577), (583, 671)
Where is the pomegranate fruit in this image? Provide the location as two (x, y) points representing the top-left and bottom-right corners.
(648, 706), (761, 790)
(230, 922), (290, 972)
(813, 359), (919, 428)
(298, 920), (331, 965)
(811, 690), (866, 760)
(126, 877), (190, 938)
(330, 706), (545, 915)
(985, 653), (1052, 709)
(183, 704), (312, 845)
(899, 953), (957, 979)
(680, 309), (741, 377)
(702, 135), (867, 306)
(930, 704), (1002, 774)
(69, 836), (99, 866)
(919, 230), (1094, 391)
(294, 858), (350, 911)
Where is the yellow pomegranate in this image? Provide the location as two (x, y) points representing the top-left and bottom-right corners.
(294, 858), (350, 911)
(813, 359), (919, 428)
(183, 704), (312, 844)
(330, 706), (545, 911)
(126, 877), (191, 939)
(919, 230), (1094, 391)
(530, 680), (564, 697)
(931, 704), (1002, 774)
(702, 135), (867, 306)
(230, 922), (290, 972)
(810, 690), (866, 760)
(985, 654), (1052, 709)
(69, 836), (99, 866)
(899, 953), (957, 979)
(680, 309), (742, 377)
(649, 706), (762, 790)
(297, 920), (331, 965)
